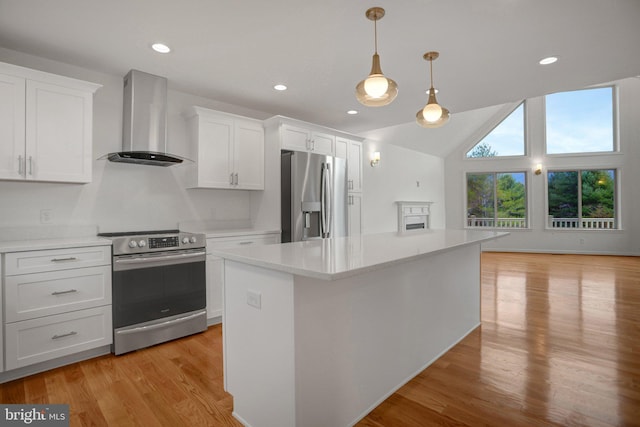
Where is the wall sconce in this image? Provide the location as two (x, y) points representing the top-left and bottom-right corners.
(534, 164), (543, 175)
(370, 151), (381, 167)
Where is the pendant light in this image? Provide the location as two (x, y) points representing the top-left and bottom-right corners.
(416, 51), (450, 128)
(355, 7), (398, 107)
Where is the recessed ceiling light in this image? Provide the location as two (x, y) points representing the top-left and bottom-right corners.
(151, 43), (171, 54)
(347, 110), (358, 115)
(539, 56), (558, 65)
(274, 84), (287, 91)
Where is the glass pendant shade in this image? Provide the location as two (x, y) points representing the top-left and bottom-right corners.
(416, 106), (450, 128)
(355, 58), (398, 107)
(364, 74), (389, 98)
(421, 88), (443, 122)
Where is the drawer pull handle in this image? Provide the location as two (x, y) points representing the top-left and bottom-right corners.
(52, 331), (78, 340)
(51, 257), (78, 262)
(51, 289), (78, 296)
(239, 241), (254, 245)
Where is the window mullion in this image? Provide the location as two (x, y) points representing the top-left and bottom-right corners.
(577, 170), (583, 229)
(493, 173), (498, 227)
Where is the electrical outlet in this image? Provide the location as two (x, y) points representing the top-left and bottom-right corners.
(40, 209), (53, 224)
(247, 290), (262, 309)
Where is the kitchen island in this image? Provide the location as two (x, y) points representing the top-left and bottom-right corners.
(212, 229), (507, 427)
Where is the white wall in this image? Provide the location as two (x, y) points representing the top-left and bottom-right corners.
(0, 48), (273, 235)
(362, 141), (445, 234)
(444, 77), (640, 255)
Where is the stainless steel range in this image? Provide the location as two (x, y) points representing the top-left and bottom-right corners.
(98, 229), (207, 355)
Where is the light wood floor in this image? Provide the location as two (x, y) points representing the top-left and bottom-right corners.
(1, 253), (639, 426)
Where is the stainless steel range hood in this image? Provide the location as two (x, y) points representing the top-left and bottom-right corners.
(107, 69), (186, 167)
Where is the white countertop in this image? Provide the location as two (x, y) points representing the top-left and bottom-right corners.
(0, 236), (111, 253)
(211, 229), (508, 280)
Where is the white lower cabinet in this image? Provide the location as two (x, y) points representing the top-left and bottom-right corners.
(348, 193), (362, 237)
(0, 262), (3, 373)
(4, 306), (112, 370)
(206, 232), (280, 322)
(4, 265), (111, 322)
(1, 245), (112, 373)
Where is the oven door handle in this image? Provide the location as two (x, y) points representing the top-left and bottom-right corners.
(113, 250), (206, 271)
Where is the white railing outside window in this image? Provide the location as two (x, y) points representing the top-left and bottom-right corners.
(467, 216), (616, 229)
(467, 216), (527, 228)
(547, 216), (616, 229)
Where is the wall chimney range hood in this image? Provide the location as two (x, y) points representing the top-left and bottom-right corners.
(106, 69), (187, 167)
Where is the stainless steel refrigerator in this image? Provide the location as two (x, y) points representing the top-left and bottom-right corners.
(281, 150), (348, 242)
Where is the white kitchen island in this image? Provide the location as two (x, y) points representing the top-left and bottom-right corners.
(212, 229), (507, 427)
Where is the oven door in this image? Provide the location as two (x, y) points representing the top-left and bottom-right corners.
(112, 248), (206, 329)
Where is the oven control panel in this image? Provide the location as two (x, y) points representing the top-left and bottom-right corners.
(107, 232), (206, 255)
(149, 236), (179, 249)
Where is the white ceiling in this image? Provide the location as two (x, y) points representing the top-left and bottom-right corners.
(1, 0), (639, 137)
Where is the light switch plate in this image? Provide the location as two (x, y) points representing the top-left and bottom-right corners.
(247, 290), (262, 309)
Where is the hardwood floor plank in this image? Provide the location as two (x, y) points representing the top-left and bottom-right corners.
(1, 254), (638, 426)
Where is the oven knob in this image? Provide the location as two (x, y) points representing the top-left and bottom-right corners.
(128, 240), (138, 248)
(182, 237), (190, 245)
(138, 240), (146, 247)
(189, 236), (197, 243)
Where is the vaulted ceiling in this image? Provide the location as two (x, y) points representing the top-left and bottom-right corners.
(1, 0), (639, 139)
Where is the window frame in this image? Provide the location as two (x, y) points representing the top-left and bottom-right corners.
(464, 169), (530, 230)
(464, 101), (528, 160)
(544, 167), (619, 231)
(543, 85), (619, 157)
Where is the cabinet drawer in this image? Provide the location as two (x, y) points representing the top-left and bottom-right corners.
(4, 306), (112, 370)
(5, 265), (112, 322)
(5, 246), (111, 275)
(207, 234), (279, 250)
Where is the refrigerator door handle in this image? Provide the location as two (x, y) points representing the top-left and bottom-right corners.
(325, 163), (332, 237)
(320, 163), (327, 237)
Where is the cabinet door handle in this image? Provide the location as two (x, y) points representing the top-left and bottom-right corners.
(18, 155), (24, 176)
(52, 331), (78, 340)
(234, 173), (239, 185)
(311, 139), (315, 151)
(28, 156), (33, 175)
(51, 257), (78, 262)
(238, 241), (254, 245)
(51, 289), (78, 296)
(230, 173), (234, 185)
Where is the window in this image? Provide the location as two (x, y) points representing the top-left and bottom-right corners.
(547, 169), (616, 229)
(466, 103), (525, 158)
(545, 87), (615, 154)
(467, 172), (527, 228)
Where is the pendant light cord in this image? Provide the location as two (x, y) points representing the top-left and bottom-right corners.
(429, 58), (434, 89)
(373, 17), (378, 54)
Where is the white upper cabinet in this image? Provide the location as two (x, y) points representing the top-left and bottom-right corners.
(186, 107), (264, 190)
(281, 124), (335, 156)
(0, 62), (101, 183)
(336, 137), (363, 193)
(0, 73), (25, 180)
(234, 119), (265, 189)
